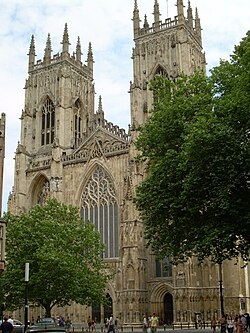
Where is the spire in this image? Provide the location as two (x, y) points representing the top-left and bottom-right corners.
(177, 0), (185, 24)
(195, 7), (202, 40)
(143, 15), (149, 31)
(97, 96), (104, 125)
(44, 33), (52, 66)
(76, 36), (82, 63)
(28, 35), (36, 72)
(187, 1), (193, 29)
(153, 0), (161, 31)
(87, 42), (94, 74)
(132, 0), (140, 38)
(61, 23), (70, 58)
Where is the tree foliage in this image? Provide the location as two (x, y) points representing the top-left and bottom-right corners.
(0, 198), (110, 316)
(135, 31), (250, 264)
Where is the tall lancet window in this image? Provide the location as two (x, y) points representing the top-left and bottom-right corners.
(41, 98), (55, 146)
(74, 99), (82, 146)
(80, 166), (119, 259)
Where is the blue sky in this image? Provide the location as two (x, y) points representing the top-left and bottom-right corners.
(0, 0), (249, 213)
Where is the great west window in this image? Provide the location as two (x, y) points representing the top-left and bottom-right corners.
(80, 166), (119, 258)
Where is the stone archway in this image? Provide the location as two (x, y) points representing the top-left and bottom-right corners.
(164, 293), (173, 324)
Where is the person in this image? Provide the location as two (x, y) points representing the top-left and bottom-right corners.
(0, 316), (14, 333)
(150, 313), (158, 333)
(211, 318), (217, 333)
(237, 316), (244, 333)
(227, 315), (234, 333)
(142, 314), (148, 333)
(7, 316), (13, 326)
(87, 316), (92, 332)
(242, 315), (247, 332)
(65, 317), (72, 333)
(219, 315), (227, 333)
(58, 317), (65, 327)
(107, 315), (115, 333)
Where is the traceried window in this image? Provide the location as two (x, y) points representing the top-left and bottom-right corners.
(80, 166), (119, 259)
(41, 98), (55, 146)
(156, 256), (172, 277)
(74, 99), (82, 146)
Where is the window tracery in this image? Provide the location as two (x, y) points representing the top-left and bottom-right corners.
(41, 98), (55, 146)
(74, 99), (82, 146)
(80, 166), (119, 258)
(156, 256), (172, 277)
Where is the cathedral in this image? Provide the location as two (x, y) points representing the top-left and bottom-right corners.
(8, 0), (249, 326)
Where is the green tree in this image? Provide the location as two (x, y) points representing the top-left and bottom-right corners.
(0, 198), (110, 316)
(135, 32), (250, 264)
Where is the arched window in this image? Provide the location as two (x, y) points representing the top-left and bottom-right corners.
(80, 166), (119, 258)
(74, 99), (82, 146)
(41, 98), (55, 146)
(156, 256), (172, 277)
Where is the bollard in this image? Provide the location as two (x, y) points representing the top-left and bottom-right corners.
(132, 326), (134, 332)
(188, 322), (190, 329)
(121, 327), (123, 332)
(172, 323), (174, 330)
(101, 327), (103, 333)
(82, 327), (84, 333)
(164, 325), (166, 331)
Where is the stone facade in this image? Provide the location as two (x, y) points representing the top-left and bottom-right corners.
(9, 0), (249, 325)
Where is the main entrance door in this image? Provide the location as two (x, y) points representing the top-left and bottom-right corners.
(164, 293), (173, 324)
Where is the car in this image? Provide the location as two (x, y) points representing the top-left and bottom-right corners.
(26, 328), (66, 333)
(0, 319), (25, 333)
(28, 318), (57, 330)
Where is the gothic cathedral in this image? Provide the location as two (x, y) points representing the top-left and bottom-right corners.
(8, 0), (249, 325)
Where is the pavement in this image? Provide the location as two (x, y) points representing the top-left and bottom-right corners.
(70, 324), (212, 333)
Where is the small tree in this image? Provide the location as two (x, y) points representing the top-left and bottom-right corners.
(0, 198), (110, 316)
(135, 31), (250, 264)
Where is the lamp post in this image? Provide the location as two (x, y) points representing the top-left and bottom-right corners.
(24, 262), (29, 332)
(218, 262), (224, 317)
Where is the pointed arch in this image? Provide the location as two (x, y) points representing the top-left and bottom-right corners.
(79, 164), (119, 259)
(73, 98), (82, 146)
(153, 64), (169, 78)
(30, 173), (50, 206)
(40, 96), (55, 146)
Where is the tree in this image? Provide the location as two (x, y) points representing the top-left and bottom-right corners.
(0, 198), (110, 316)
(135, 31), (250, 264)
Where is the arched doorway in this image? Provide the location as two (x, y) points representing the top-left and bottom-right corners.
(104, 294), (113, 319)
(164, 293), (173, 324)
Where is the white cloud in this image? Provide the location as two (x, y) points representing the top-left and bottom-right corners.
(1, 0), (249, 212)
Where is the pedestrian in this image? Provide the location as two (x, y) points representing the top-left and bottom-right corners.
(87, 316), (92, 332)
(227, 315), (234, 333)
(107, 315), (115, 333)
(0, 316), (14, 333)
(237, 316), (244, 333)
(142, 314), (148, 333)
(7, 316), (13, 326)
(219, 315), (227, 333)
(150, 313), (158, 333)
(211, 318), (217, 333)
(65, 317), (72, 333)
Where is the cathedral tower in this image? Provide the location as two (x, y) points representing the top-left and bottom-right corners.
(130, 0), (206, 128)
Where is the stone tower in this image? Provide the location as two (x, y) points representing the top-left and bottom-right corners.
(8, 0), (249, 325)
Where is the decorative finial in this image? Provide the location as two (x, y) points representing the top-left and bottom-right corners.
(76, 36), (82, 63)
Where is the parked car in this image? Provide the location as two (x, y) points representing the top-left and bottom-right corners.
(28, 318), (57, 330)
(26, 328), (66, 333)
(0, 319), (25, 333)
